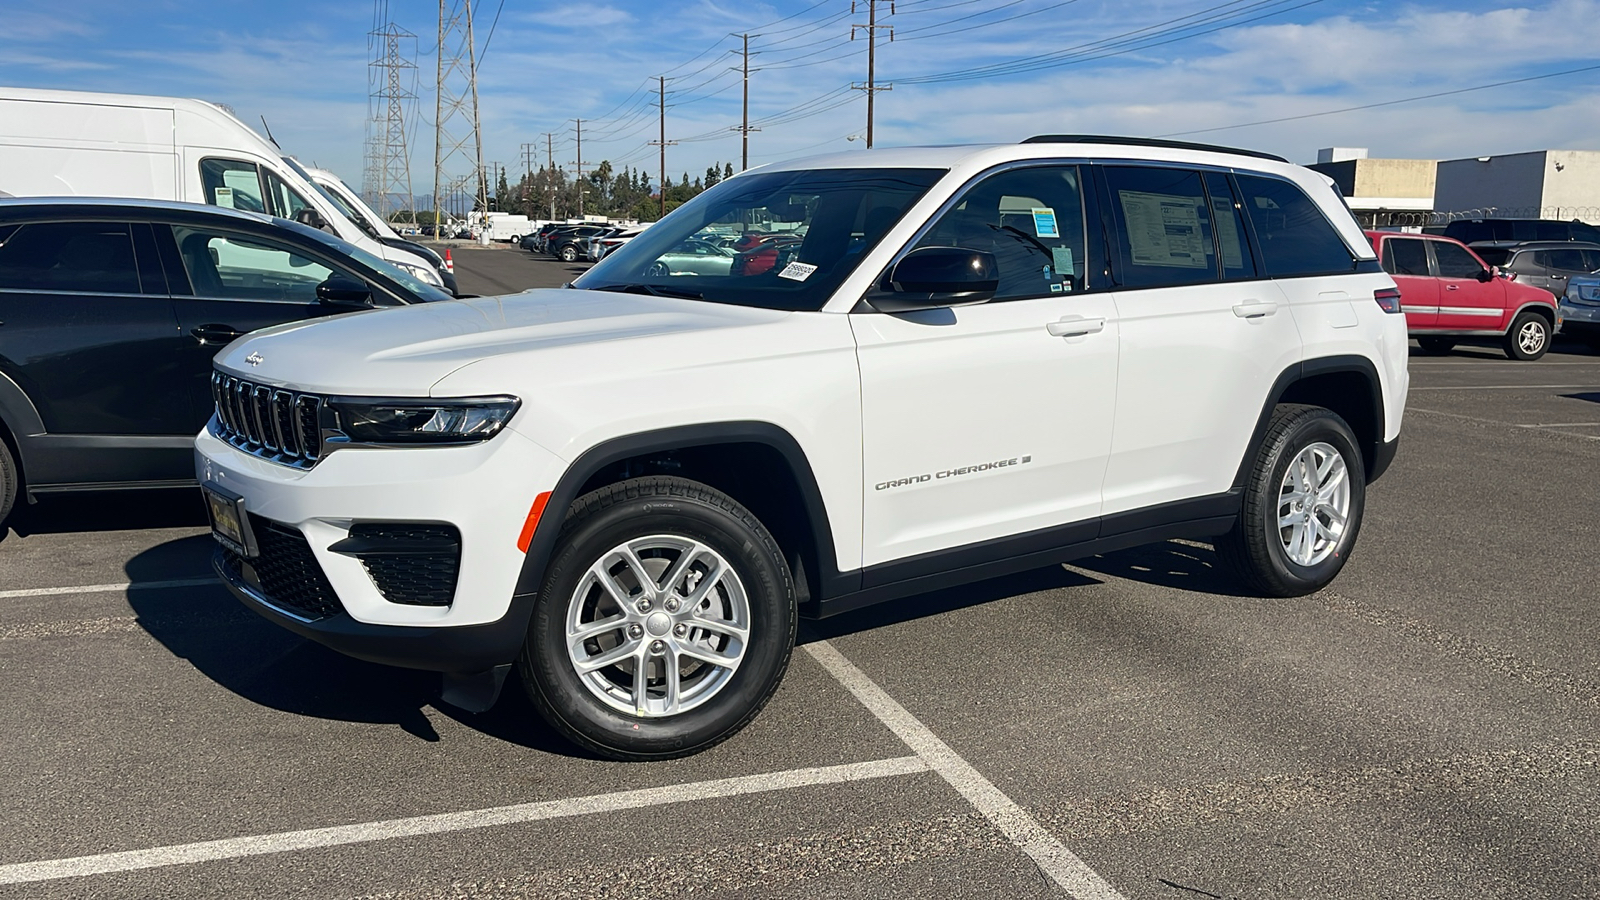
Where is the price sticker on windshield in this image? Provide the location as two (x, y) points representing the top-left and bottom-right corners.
(778, 261), (818, 282)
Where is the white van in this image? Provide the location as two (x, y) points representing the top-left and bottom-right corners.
(303, 165), (457, 294)
(0, 86), (445, 289)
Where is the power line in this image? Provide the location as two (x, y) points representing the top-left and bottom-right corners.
(1161, 62), (1600, 137)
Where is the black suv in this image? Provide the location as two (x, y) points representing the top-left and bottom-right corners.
(547, 225), (613, 262)
(0, 198), (452, 527)
(1432, 218), (1600, 245)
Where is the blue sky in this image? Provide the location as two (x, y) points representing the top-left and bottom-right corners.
(4, 0), (1598, 201)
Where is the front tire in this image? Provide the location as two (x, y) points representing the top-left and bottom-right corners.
(519, 476), (797, 760)
(1217, 404), (1366, 597)
(1504, 311), (1551, 360)
(559, 244), (579, 263)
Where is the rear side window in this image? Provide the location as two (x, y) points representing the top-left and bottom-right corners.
(1235, 174), (1354, 278)
(1582, 249), (1600, 271)
(1104, 166), (1218, 289)
(1433, 242), (1485, 279)
(1204, 172), (1256, 280)
(1539, 248), (1589, 272)
(0, 222), (142, 294)
(1572, 223), (1600, 244)
(1382, 238), (1430, 276)
(1473, 246), (1510, 267)
(200, 158), (268, 214)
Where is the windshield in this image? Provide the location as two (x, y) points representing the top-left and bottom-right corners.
(282, 157), (377, 238)
(1475, 247), (1510, 266)
(278, 217), (453, 303)
(574, 167), (944, 311)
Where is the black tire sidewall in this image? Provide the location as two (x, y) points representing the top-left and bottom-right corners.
(524, 485), (794, 758)
(1256, 412), (1366, 593)
(0, 439), (15, 526)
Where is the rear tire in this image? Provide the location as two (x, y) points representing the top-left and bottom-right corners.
(0, 438), (16, 530)
(560, 244), (579, 263)
(1504, 311), (1551, 360)
(519, 476), (797, 760)
(1217, 404), (1366, 597)
(1416, 336), (1455, 354)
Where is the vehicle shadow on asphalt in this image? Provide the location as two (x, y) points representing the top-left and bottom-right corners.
(1064, 540), (1257, 598)
(122, 535), (586, 756)
(2, 487), (207, 543)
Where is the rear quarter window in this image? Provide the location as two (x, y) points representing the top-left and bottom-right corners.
(1235, 174), (1355, 278)
(0, 221), (143, 294)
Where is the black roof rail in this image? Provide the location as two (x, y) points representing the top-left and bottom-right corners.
(1021, 134), (1288, 163)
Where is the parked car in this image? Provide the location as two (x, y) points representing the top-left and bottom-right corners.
(548, 225), (611, 262)
(589, 226), (651, 262)
(642, 238), (738, 275)
(0, 198), (453, 528)
(1367, 231), (1558, 359)
(304, 166), (459, 296)
(1558, 273), (1600, 351)
(1430, 217), (1600, 245)
(199, 135), (1406, 760)
(1469, 241), (1600, 300)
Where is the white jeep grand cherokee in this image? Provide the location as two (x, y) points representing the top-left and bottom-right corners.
(196, 136), (1408, 759)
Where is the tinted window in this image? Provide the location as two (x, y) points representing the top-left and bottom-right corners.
(1540, 248), (1589, 272)
(1205, 172), (1256, 280)
(200, 158), (268, 214)
(913, 165), (1089, 300)
(0, 222), (142, 293)
(1382, 238), (1430, 276)
(1572, 222), (1600, 244)
(1582, 250), (1600, 272)
(1508, 251), (1542, 274)
(1235, 174), (1354, 278)
(263, 171), (314, 222)
(1473, 246), (1510, 267)
(1445, 222), (1493, 243)
(576, 168), (943, 312)
(173, 225), (337, 302)
(1105, 166), (1217, 289)
(1433, 242), (1486, 279)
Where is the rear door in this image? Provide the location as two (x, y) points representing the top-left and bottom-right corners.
(1537, 247), (1591, 299)
(1430, 240), (1506, 331)
(1378, 235), (1438, 329)
(0, 219), (192, 484)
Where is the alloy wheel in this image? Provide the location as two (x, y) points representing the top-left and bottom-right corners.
(1276, 441), (1351, 567)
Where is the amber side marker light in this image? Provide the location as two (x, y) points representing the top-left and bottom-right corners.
(517, 491), (552, 553)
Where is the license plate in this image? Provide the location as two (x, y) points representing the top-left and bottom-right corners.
(203, 483), (257, 558)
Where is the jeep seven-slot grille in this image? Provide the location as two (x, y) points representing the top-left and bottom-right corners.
(211, 372), (326, 468)
(218, 515), (345, 621)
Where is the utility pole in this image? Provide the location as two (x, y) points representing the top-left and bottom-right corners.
(520, 142), (536, 215)
(568, 119), (584, 218)
(649, 76), (678, 219)
(850, 1), (894, 149)
(730, 33), (761, 171)
(544, 132), (556, 220)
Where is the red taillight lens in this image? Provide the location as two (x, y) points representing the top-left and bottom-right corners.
(1375, 287), (1403, 314)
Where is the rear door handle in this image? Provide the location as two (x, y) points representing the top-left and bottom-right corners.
(1046, 316), (1105, 338)
(191, 325), (246, 345)
(1231, 299), (1279, 318)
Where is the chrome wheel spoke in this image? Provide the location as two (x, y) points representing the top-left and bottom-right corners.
(616, 544), (656, 599)
(1276, 441), (1351, 568)
(631, 648), (652, 714)
(573, 637), (642, 674)
(677, 638), (743, 669)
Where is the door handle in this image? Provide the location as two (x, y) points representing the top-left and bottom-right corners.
(1445, 284), (1459, 291)
(1046, 316), (1104, 338)
(191, 325), (246, 345)
(1231, 299), (1279, 318)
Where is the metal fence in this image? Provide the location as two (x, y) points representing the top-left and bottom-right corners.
(1355, 207), (1600, 229)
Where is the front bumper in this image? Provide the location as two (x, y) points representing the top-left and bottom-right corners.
(1557, 299), (1600, 337)
(195, 422), (566, 672)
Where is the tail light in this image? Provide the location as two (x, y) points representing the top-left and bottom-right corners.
(1374, 287), (1403, 314)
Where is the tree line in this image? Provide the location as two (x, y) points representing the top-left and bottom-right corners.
(389, 160), (737, 224)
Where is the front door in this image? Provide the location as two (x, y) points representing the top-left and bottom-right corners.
(855, 164), (1118, 571)
(1430, 240), (1506, 331)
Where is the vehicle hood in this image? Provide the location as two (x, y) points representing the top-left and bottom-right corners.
(213, 288), (792, 395)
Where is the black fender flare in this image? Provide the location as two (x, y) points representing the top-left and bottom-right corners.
(1235, 355), (1391, 489)
(510, 420), (851, 614)
(0, 368), (45, 487)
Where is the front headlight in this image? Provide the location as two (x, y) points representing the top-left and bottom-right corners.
(1578, 283), (1600, 302)
(327, 396), (520, 445)
(395, 260), (445, 288)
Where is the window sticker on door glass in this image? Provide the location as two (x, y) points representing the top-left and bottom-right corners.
(1031, 208), (1060, 239)
(1051, 247), (1074, 275)
(1120, 190), (1207, 268)
(214, 187), (235, 209)
(778, 261), (818, 282)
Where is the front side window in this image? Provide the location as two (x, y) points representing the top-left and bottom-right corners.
(173, 225), (336, 302)
(1382, 238), (1430, 276)
(576, 167), (944, 311)
(910, 165), (1089, 301)
(1104, 166), (1218, 289)
(1433, 242), (1486, 279)
(263, 171), (314, 222)
(1235, 174), (1355, 278)
(200, 158), (268, 214)
(0, 221), (142, 294)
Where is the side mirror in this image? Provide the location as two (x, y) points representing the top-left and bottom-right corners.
(1477, 266), (1496, 283)
(316, 274), (375, 309)
(869, 246), (999, 313)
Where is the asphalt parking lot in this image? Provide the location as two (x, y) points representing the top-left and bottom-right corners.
(2, 246), (1598, 899)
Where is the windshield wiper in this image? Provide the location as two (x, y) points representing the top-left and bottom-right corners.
(591, 283), (705, 300)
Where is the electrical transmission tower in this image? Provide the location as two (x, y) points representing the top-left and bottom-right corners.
(851, 0), (894, 148)
(432, 0), (486, 235)
(368, 9), (417, 220)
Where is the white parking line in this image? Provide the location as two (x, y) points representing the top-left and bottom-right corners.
(0, 577), (217, 600)
(805, 641), (1126, 900)
(1409, 384), (1600, 391)
(0, 756), (928, 886)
